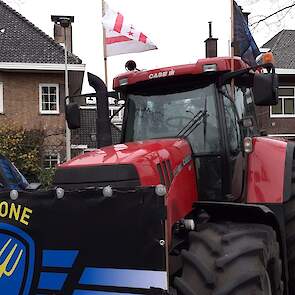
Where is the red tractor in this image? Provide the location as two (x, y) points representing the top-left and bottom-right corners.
(62, 55), (293, 295)
(0, 56), (293, 295)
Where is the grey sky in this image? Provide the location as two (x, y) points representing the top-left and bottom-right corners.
(4, 0), (294, 90)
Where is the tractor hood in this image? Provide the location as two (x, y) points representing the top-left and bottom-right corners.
(55, 138), (192, 187)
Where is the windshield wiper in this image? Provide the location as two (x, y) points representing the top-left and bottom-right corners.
(177, 110), (209, 138)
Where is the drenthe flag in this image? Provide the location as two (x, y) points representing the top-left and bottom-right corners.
(102, 1), (157, 57)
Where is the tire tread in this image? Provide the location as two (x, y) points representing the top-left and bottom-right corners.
(173, 222), (282, 295)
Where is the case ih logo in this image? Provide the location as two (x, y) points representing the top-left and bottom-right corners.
(148, 69), (175, 79)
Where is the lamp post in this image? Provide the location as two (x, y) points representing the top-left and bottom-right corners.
(51, 15), (74, 161)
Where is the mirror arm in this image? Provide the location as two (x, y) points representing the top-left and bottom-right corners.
(219, 62), (275, 85)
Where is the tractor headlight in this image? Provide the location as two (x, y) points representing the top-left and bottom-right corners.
(103, 185), (113, 197)
(155, 184), (167, 196)
(244, 137), (253, 153)
(10, 190), (18, 200)
(203, 64), (217, 72)
(56, 187), (65, 199)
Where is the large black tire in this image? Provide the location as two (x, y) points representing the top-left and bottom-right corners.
(285, 197), (295, 295)
(173, 222), (283, 295)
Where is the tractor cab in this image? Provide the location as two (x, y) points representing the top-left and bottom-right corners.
(118, 57), (278, 201)
(117, 60), (259, 201)
(66, 56), (278, 202)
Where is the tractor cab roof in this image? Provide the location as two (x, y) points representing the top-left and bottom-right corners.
(113, 56), (249, 90)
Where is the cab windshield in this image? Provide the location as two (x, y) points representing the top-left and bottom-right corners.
(125, 84), (221, 154)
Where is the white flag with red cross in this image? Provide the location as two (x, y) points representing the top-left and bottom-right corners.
(102, 2), (157, 57)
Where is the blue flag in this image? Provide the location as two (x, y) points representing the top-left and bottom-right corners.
(234, 1), (260, 66)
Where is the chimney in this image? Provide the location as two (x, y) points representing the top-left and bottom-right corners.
(51, 15), (74, 53)
(205, 22), (218, 58)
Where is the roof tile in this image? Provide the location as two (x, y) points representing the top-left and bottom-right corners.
(0, 0), (82, 64)
(262, 30), (295, 69)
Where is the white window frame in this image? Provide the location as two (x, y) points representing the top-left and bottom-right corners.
(0, 82), (3, 114)
(39, 83), (60, 114)
(270, 86), (295, 118)
(43, 153), (60, 169)
(109, 105), (124, 123)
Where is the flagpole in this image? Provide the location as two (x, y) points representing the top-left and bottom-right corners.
(102, 0), (108, 88)
(230, 0), (234, 70)
(230, 0), (235, 98)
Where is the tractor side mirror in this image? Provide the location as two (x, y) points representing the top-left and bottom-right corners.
(253, 72), (278, 106)
(65, 102), (81, 129)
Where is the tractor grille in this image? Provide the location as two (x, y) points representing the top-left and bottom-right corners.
(54, 164), (140, 189)
(157, 160), (174, 189)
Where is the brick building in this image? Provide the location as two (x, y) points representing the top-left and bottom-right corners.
(0, 0), (85, 166)
(257, 30), (295, 140)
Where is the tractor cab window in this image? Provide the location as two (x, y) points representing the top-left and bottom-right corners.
(223, 96), (241, 155)
(235, 87), (258, 136)
(125, 84), (221, 154)
(221, 85), (258, 137)
(221, 86), (257, 200)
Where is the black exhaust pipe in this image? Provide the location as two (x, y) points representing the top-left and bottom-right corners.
(87, 72), (112, 148)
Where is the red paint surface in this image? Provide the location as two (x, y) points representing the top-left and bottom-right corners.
(113, 57), (249, 89)
(247, 137), (287, 204)
(139, 32), (147, 43)
(113, 12), (124, 33)
(105, 36), (131, 44)
(166, 158), (197, 241)
(60, 138), (198, 236)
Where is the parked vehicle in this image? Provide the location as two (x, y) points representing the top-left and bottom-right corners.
(0, 154), (28, 191)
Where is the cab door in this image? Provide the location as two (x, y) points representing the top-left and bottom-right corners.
(221, 93), (245, 200)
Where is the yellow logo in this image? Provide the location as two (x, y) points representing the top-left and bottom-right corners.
(0, 239), (23, 278)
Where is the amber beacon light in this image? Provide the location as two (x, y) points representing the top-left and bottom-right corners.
(262, 52), (275, 65)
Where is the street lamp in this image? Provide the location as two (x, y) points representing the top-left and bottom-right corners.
(51, 15), (74, 161)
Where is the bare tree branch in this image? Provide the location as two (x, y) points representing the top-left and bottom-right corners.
(250, 1), (295, 26)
